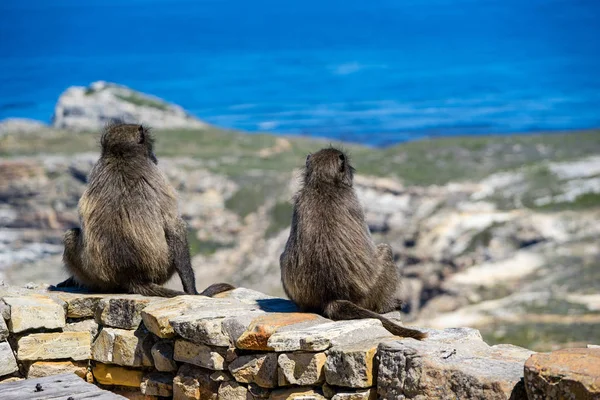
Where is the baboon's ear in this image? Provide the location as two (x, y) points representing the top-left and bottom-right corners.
(305, 153), (311, 168)
(338, 153), (346, 171)
(138, 125), (145, 144)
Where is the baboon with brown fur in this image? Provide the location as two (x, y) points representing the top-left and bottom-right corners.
(279, 147), (426, 339)
(56, 123), (200, 297)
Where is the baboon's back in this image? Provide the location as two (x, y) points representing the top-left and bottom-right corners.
(79, 161), (175, 284)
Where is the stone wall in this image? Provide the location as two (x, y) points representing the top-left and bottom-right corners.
(0, 284), (598, 400)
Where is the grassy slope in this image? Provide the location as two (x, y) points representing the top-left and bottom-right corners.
(3, 126), (600, 185)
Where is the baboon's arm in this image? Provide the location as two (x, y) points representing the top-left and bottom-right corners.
(165, 219), (198, 295)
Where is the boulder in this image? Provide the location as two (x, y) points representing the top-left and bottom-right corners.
(377, 328), (533, 400)
(52, 81), (206, 131)
(524, 348), (600, 400)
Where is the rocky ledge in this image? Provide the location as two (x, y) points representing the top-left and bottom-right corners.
(0, 284), (598, 399)
(51, 81), (207, 131)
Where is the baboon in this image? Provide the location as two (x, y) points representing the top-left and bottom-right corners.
(279, 147), (426, 339)
(56, 123), (198, 297)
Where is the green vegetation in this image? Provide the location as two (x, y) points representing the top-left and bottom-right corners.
(265, 201), (294, 238)
(482, 321), (600, 352)
(187, 229), (233, 256)
(533, 192), (600, 212)
(2, 126), (600, 187)
(459, 222), (505, 256)
(114, 93), (169, 111)
(224, 175), (289, 217)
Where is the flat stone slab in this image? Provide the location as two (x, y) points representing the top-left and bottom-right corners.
(235, 313), (326, 351)
(170, 304), (263, 346)
(267, 319), (389, 352)
(95, 295), (157, 329)
(0, 341), (18, 377)
(377, 328), (533, 400)
(173, 364), (219, 400)
(3, 295), (66, 333)
(326, 338), (397, 388)
(26, 360), (88, 379)
(141, 296), (252, 338)
(228, 353), (279, 388)
(0, 372), (127, 399)
(174, 339), (228, 370)
(17, 331), (91, 361)
(141, 372), (174, 397)
(92, 363), (144, 388)
(50, 291), (106, 319)
(91, 327), (154, 367)
(278, 352), (326, 386)
(524, 348), (600, 400)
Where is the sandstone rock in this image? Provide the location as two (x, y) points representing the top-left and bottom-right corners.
(267, 320), (389, 352)
(17, 331), (90, 361)
(219, 381), (251, 400)
(0, 317), (8, 341)
(26, 360), (88, 379)
(51, 292), (104, 319)
(172, 316), (231, 347)
(278, 352), (326, 386)
(0, 341), (18, 377)
(236, 313), (326, 351)
(524, 348), (600, 400)
(170, 303), (262, 347)
(3, 295), (66, 333)
(173, 364), (219, 400)
(377, 329), (532, 400)
(92, 327), (154, 367)
(52, 81), (207, 131)
(141, 296), (243, 338)
(269, 387), (326, 400)
(174, 340), (228, 370)
(141, 372), (174, 397)
(95, 296), (155, 329)
(151, 340), (177, 372)
(228, 353), (278, 388)
(93, 363), (144, 387)
(331, 389), (375, 400)
(63, 318), (99, 341)
(325, 339), (385, 388)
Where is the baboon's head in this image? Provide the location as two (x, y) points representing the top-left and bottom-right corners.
(100, 123), (157, 163)
(304, 147), (355, 186)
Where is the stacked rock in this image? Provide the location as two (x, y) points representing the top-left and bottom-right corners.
(1, 284), (598, 400)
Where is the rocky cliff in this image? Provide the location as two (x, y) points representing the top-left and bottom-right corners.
(51, 81), (207, 131)
(1, 83), (599, 354)
(1, 284), (598, 399)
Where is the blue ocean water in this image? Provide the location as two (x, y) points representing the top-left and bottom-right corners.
(1, 0), (599, 146)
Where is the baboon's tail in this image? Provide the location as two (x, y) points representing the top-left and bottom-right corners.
(199, 282), (236, 297)
(324, 299), (427, 340)
(130, 283), (185, 298)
